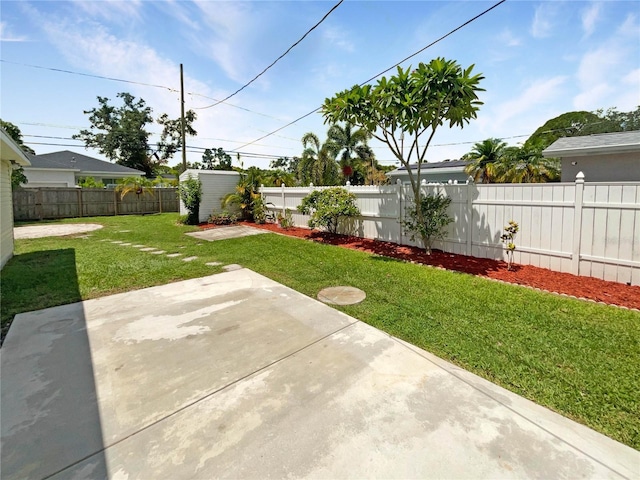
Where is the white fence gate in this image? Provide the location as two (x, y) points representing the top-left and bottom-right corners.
(261, 175), (640, 286)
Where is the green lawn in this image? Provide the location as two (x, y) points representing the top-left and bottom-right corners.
(2, 213), (639, 449)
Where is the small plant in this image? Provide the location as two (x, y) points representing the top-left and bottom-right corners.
(176, 214), (190, 225)
(178, 175), (202, 225)
(208, 211), (238, 225)
(402, 193), (453, 254)
(277, 209), (294, 229)
(500, 220), (519, 270)
(251, 195), (268, 224)
(298, 187), (360, 234)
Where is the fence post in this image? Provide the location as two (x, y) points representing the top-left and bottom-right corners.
(36, 188), (43, 220)
(77, 188), (83, 217)
(572, 171), (585, 276)
(397, 179), (403, 243)
(466, 176), (474, 256)
(113, 189), (118, 216)
(281, 183), (286, 216)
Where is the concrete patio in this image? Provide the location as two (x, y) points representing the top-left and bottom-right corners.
(1, 269), (637, 479)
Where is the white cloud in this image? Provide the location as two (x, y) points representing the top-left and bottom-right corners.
(573, 14), (640, 110)
(497, 29), (521, 47)
(0, 21), (28, 42)
(70, 0), (143, 23)
(323, 26), (355, 53)
(483, 76), (567, 132)
(581, 2), (602, 37)
(531, 3), (558, 38)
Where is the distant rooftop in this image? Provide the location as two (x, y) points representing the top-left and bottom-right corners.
(388, 159), (468, 175)
(543, 131), (640, 157)
(26, 150), (144, 174)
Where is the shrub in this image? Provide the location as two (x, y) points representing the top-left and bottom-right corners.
(298, 187), (360, 234)
(403, 193), (453, 254)
(77, 176), (105, 188)
(277, 209), (294, 229)
(208, 211), (238, 225)
(179, 175), (202, 225)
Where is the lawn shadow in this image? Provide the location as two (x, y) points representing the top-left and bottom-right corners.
(1, 248), (108, 478)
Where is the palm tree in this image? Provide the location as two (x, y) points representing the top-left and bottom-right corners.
(221, 167), (264, 220)
(326, 122), (373, 183)
(115, 176), (154, 199)
(496, 146), (560, 183)
(299, 132), (339, 186)
(463, 138), (507, 183)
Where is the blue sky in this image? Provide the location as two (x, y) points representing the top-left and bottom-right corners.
(1, 1), (639, 169)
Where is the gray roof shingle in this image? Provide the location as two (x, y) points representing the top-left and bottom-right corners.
(26, 150), (144, 174)
(543, 131), (640, 157)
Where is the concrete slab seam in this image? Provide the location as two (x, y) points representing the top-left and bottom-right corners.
(42, 318), (359, 480)
(389, 335), (632, 479)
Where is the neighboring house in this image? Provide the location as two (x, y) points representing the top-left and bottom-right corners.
(1, 129), (30, 269)
(387, 160), (470, 184)
(23, 150), (145, 187)
(543, 131), (640, 182)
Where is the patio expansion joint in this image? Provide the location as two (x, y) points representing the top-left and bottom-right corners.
(390, 336), (632, 480)
(42, 318), (360, 480)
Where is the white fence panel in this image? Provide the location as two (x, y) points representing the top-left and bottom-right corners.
(259, 178), (640, 286)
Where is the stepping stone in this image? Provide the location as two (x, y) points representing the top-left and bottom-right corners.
(222, 264), (242, 272)
(119, 243), (132, 246)
(182, 256), (198, 262)
(206, 262), (222, 266)
(132, 245), (145, 248)
(317, 286), (366, 305)
(150, 250), (166, 255)
(119, 230), (131, 233)
(166, 253), (182, 258)
(139, 247), (158, 252)
(99, 239), (110, 242)
(111, 241), (124, 244)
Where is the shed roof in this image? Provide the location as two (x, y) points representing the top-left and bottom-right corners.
(26, 150), (144, 175)
(543, 131), (640, 157)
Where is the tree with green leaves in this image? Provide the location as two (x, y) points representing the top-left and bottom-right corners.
(201, 147), (233, 170)
(463, 138), (506, 183)
(524, 106), (640, 150)
(74, 92), (197, 177)
(1, 119), (34, 188)
(1, 119), (35, 155)
(326, 122), (373, 184)
(496, 145), (560, 183)
(156, 110), (197, 161)
(299, 132), (339, 186)
(322, 57), (484, 251)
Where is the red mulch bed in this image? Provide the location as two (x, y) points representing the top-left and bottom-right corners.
(199, 222), (640, 311)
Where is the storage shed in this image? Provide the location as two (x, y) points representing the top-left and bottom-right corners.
(1, 129), (31, 269)
(179, 170), (240, 223)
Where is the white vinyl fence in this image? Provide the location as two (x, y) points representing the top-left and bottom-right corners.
(260, 174), (640, 286)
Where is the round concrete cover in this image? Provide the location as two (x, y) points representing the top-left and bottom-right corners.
(317, 286), (366, 305)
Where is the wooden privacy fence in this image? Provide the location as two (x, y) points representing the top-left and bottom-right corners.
(261, 175), (640, 286)
(13, 187), (179, 221)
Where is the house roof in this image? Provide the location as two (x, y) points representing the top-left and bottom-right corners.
(543, 131), (640, 158)
(26, 150), (144, 175)
(1, 129), (31, 166)
(387, 159), (468, 176)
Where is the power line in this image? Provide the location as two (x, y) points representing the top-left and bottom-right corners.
(193, 0), (344, 110)
(3, 62), (284, 121)
(0, 59), (179, 92)
(231, 0), (506, 151)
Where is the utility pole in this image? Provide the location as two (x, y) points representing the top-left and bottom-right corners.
(180, 63), (186, 170)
